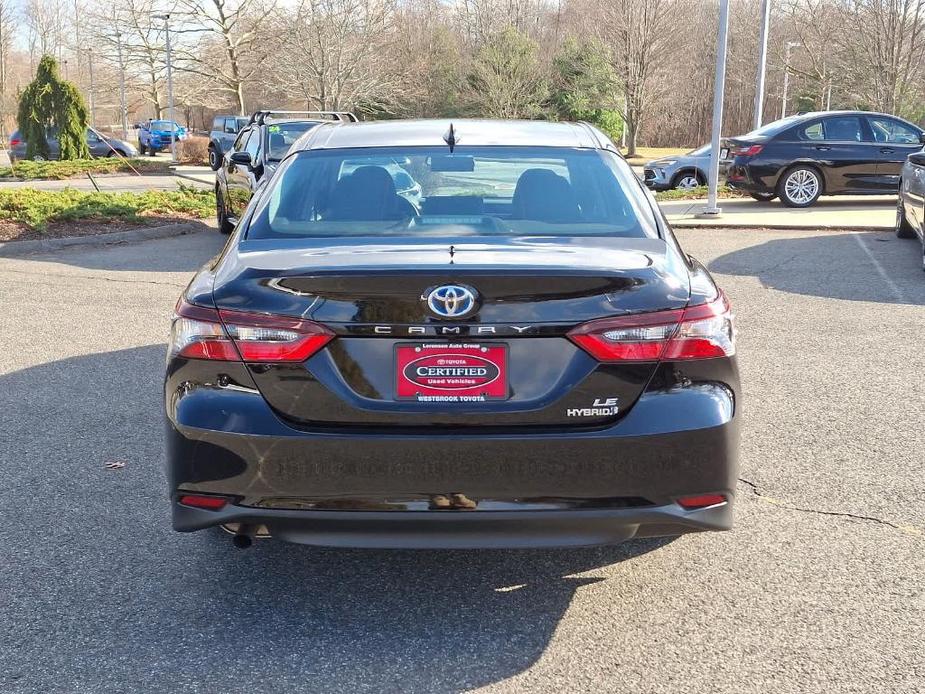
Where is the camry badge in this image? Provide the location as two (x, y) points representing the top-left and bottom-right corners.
(425, 285), (479, 319)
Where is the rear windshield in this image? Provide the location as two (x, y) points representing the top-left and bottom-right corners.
(246, 146), (657, 239)
(742, 115), (806, 137)
(266, 122), (320, 161)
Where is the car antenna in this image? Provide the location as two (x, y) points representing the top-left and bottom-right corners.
(444, 123), (457, 153)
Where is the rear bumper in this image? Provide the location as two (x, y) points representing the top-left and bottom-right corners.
(166, 371), (740, 548)
(174, 501), (733, 549)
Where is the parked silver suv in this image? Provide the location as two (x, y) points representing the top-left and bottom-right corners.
(643, 144), (711, 191)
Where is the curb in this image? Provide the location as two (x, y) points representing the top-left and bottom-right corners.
(0, 221), (210, 258)
(669, 221), (893, 232)
(171, 171), (214, 186)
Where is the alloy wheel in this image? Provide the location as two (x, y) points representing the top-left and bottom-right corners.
(676, 174), (700, 190)
(784, 169), (820, 205)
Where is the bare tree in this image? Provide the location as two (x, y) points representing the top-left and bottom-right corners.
(573, 0), (674, 155)
(270, 0), (401, 113)
(173, 0), (276, 115)
(832, 0), (925, 115)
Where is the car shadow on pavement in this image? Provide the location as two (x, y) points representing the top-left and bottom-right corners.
(0, 345), (674, 693)
(708, 231), (925, 305)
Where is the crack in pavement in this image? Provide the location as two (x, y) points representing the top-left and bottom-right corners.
(737, 478), (921, 535)
(0, 267), (186, 287)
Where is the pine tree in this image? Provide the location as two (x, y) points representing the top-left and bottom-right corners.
(16, 55), (90, 160)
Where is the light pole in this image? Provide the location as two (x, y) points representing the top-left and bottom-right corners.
(115, 32), (128, 139)
(753, 0), (771, 129)
(702, 0), (731, 217)
(153, 13), (176, 163)
(780, 41), (801, 119)
(86, 48), (96, 128)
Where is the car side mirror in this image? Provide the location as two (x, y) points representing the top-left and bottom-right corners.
(229, 151), (252, 166)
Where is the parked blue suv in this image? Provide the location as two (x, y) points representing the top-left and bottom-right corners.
(136, 119), (187, 155)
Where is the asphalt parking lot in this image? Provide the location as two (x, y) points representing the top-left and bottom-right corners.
(1, 226), (923, 693)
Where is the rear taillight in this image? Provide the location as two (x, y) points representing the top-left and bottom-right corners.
(169, 299), (334, 362)
(9, 137), (20, 147)
(677, 493), (727, 510)
(568, 292), (735, 362)
(178, 494), (231, 510)
(733, 144), (763, 157)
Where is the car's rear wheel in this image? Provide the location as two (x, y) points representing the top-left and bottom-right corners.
(750, 192), (776, 202)
(672, 171), (704, 190)
(108, 150), (127, 158)
(778, 166), (823, 207)
(895, 190), (917, 239)
(215, 186), (234, 234)
(208, 145), (221, 171)
(138, 142), (146, 155)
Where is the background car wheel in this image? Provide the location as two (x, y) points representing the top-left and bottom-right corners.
(672, 171), (704, 190)
(894, 192), (916, 239)
(750, 192), (776, 202)
(138, 143), (146, 155)
(215, 187), (234, 235)
(208, 146), (221, 171)
(777, 166), (822, 207)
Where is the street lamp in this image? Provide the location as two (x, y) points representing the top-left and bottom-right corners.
(753, 0), (771, 129)
(780, 41), (801, 119)
(115, 32), (128, 139)
(153, 13), (176, 163)
(85, 48), (96, 129)
(702, 0), (731, 217)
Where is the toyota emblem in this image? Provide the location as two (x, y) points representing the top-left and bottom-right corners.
(425, 285), (479, 319)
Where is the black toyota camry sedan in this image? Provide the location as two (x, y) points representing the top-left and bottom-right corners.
(724, 110), (925, 207)
(166, 119), (740, 549)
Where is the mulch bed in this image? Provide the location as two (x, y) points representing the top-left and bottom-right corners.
(0, 215), (205, 243)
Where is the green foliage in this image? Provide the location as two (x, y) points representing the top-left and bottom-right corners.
(0, 184), (215, 230)
(465, 27), (548, 118)
(0, 158), (170, 180)
(16, 55), (90, 161)
(549, 39), (623, 141)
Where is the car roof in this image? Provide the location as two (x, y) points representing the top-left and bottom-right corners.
(792, 110), (917, 123)
(296, 119), (611, 151)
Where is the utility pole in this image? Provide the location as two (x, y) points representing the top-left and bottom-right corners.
(86, 48), (96, 128)
(753, 0), (771, 129)
(154, 13), (176, 163)
(780, 41), (800, 119)
(702, 0), (730, 217)
(116, 32), (128, 139)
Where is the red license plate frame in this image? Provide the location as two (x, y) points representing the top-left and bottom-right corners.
(395, 343), (509, 402)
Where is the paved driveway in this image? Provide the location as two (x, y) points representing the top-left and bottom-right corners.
(0, 227), (922, 693)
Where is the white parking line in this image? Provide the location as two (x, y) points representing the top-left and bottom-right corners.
(851, 232), (906, 303)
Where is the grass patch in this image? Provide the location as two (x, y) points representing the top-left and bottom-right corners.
(0, 157), (171, 180)
(655, 185), (747, 201)
(622, 146), (691, 164)
(0, 184), (214, 230)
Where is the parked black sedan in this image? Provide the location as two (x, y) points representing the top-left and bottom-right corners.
(214, 110), (356, 233)
(168, 119), (740, 549)
(724, 111), (925, 207)
(896, 149), (925, 269)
